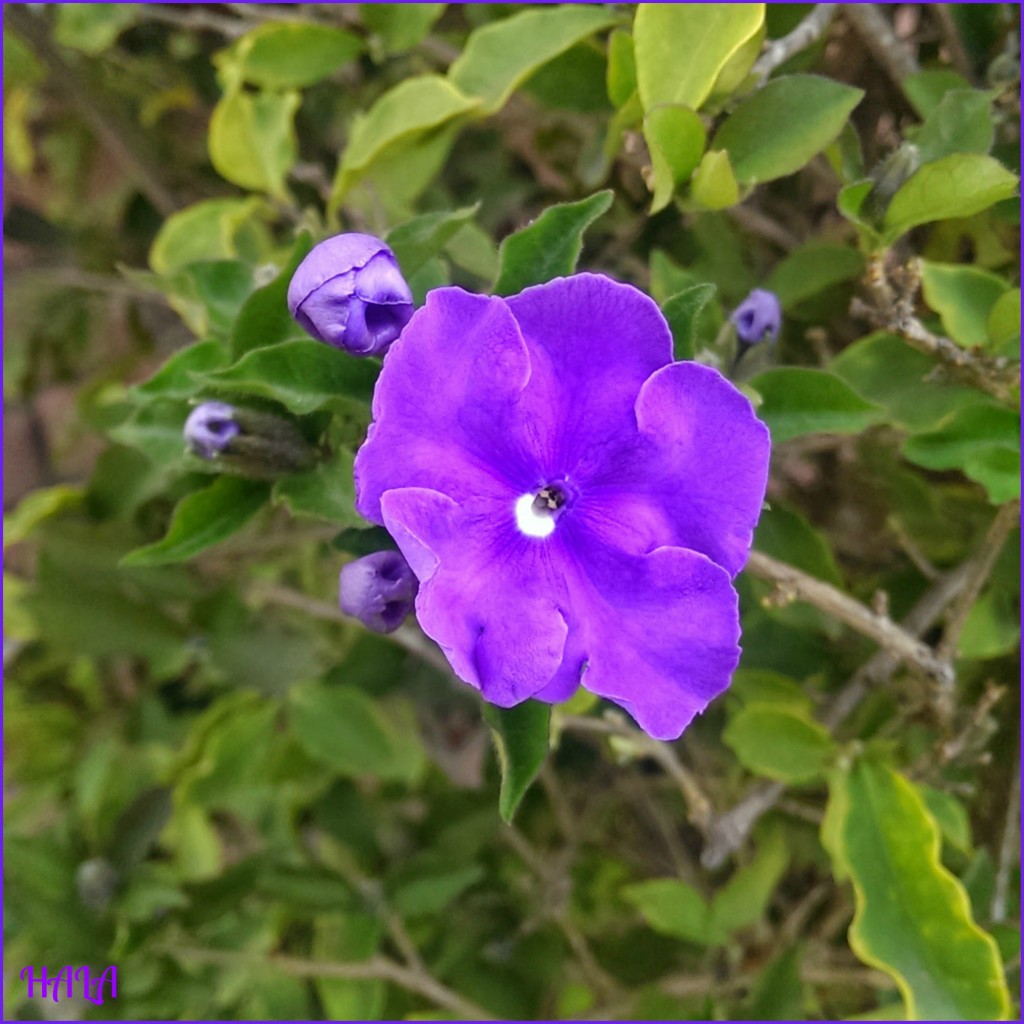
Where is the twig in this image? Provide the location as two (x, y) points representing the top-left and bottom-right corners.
(992, 751), (1020, 923)
(158, 944), (496, 1021)
(852, 295), (1020, 407)
(931, 4), (975, 84)
(7, 7), (179, 216)
(704, 556), (976, 868)
(752, 4), (839, 82)
(135, 4), (251, 38)
(558, 712), (713, 832)
(501, 827), (621, 1000)
(250, 581), (453, 676)
(745, 550), (953, 688)
(937, 500), (1019, 662)
(842, 4), (921, 87)
(727, 203), (802, 251)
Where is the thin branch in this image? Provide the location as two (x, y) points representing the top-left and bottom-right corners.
(937, 500), (1019, 662)
(159, 945), (496, 1021)
(745, 550), (953, 688)
(704, 555), (976, 868)
(931, 4), (975, 83)
(842, 3), (921, 87)
(7, 7), (179, 216)
(558, 712), (713, 832)
(250, 582), (453, 676)
(752, 4), (839, 82)
(135, 5), (251, 38)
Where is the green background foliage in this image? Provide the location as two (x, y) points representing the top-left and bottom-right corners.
(4, 4), (1020, 1021)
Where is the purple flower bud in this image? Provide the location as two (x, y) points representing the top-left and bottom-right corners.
(339, 550), (419, 634)
(730, 289), (782, 346)
(184, 402), (240, 458)
(287, 233), (414, 356)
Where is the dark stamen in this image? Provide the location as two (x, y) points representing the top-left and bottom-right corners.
(533, 485), (566, 514)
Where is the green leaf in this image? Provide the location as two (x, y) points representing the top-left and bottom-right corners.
(314, 913), (384, 1021)
(196, 340), (378, 415)
(120, 477), (269, 567)
(606, 29), (637, 108)
(708, 826), (789, 935)
(272, 448), (362, 526)
(958, 587), (1021, 659)
(749, 367), (883, 444)
(54, 3), (138, 54)
(483, 701), (550, 823)
(910, 89), (994, 163)
(764, 243), (865, 309)
(219, 22), (362, 89)
(209, 87), (299, 197)
(902, 404), (1020, 504)
(830, 332), (995, 433)
(883, 154), (1018, 243)
(448, 4), (619, 115)
(622, 878), (718, 945)
(231, 232), (313, 358)
(331, 75), (479, 204)
(662, 283), (716, 360)
(729, 669), (815, 713)
(108, 398), (192, 468)
(724, 703), (836, 783)
(920, 260), (1010, 350)
(360, 4), (446, 55)
(134, 341), (230, 402)
(755, 505), (843, 587)
(385, 204), (480, 280)
(493, 191), (613, 296)
(149, 197), (268, 276)
(986, 289), (1021, 356)
(825, 756), (1010, 1020)
(644, 105), (706, 212)
(690, 149), (740, 210)
(903, 69), (973, 119)
(634, 3), (764, 112)
(715, 75), (864, 184)
(918, 784), (973, 856)
(288, 683), (426, 784)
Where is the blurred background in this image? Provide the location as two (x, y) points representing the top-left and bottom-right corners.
(4, 4), (1020, 1020)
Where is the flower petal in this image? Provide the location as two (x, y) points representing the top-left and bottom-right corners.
(287, 233), (390, 310)
(505, 274), (672, 465)
(564, 535), (741, 740)
(355, 288), (539, 524)
(381, 486), (569, 706)
(581, 361), (769, 576)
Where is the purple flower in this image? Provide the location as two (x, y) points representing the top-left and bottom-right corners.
(730, 288), (782, 346)
(354, 275), (770, 739)
(287, 233), (414, 356)
(339, 550), (419, 634)
(184, 402), (240, 458)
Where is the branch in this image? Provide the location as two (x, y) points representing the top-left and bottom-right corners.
(745, 550), (953, 688)
(703, 555), (975, 868)
(558, 712), (713, 832)
(851, 295), (1020, 407)
(7, 7), (179, 216)
(842, 3), (920, 86)
(751, 4), (839, 82)
(159, 945), (497, 1021)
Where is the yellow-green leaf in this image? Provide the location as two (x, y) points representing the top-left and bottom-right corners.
(690, 149), (740, 210)
(448, 4), (619, 115)
(634, 4), (764, 112)
(825, 757), (1010, 1020)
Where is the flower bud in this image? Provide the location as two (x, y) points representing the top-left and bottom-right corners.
(184, 401), (240, 458)
(184, 401), (316, 478)
(730, 289), (781, 346)
(287, 233), (414, 356)
(339, 550), (418, 634)
(862, 143), (921, 225)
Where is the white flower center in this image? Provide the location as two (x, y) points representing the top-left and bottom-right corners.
(515, 493), (557, 538)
